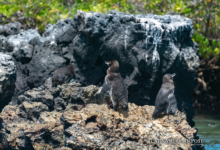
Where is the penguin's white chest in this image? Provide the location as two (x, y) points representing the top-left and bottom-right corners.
(105, 77), (108, 84)
(167, 89), (175, 113)
(105, 77), (116, 107)
(109, 90), (115, 107)
(168, 90), (174, 99)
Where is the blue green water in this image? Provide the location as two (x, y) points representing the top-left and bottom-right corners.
(194, 109), (220, 150)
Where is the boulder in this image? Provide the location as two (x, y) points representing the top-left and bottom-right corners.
(0, 82), (205, 150)
(10, 33), (66, 104)
(12, 42), (33, 64)
(0, 53), (16, 111)
(0, 11), (199, 126)
(0, 21), (25, 37)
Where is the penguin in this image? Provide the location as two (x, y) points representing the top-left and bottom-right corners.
(0, 132), (8, 150)
(52, 63), (75, 86)
(99, 60), (128, 117)
(152, 73), (177, 119)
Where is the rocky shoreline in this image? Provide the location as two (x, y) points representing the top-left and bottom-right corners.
(0, 81), (205, 149)
(0, 10), (199, 127)
(0, 10), (205, 149)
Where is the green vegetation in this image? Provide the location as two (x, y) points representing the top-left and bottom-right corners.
(0, 0), (219, 58)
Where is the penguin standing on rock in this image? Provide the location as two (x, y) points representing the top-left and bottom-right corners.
(152, 73), (177, 119)
(99, 59), (128, 116)
(52, 63), (75, 86)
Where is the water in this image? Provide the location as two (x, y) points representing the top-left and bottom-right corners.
(194, 109), (220, 150)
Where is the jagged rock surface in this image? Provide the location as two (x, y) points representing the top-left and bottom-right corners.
(0, 21), (25, 37)
(0, 11), (199, 126)
(0, 53), (16, 111)
(0, 82), (205, 150)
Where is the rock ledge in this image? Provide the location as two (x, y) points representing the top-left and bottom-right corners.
(0, 82), (205, 150)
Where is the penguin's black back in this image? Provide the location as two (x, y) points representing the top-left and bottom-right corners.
(52, 66), (74, 85)
(155, 83), (174, 106)
(153, 82), (176, 118)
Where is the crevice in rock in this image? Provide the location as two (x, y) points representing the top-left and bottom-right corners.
(126, 137), (139, 142)
(64, 58), (70, 66)
(85, 116), (97, 125)
(27, 81), (35, 89)
(95, 54), (103, 66)
(99, 124), (107, 131)
(71, 97), (85, 105)
(22, 137), (35, 150)
(43, 132), (52, 144)
(58, 42), (71, 47)
(29, 111), (40, 121)
(153, 144), (159, 148)
(60, 115), (72, 130)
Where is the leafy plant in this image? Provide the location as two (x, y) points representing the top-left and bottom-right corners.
(0, 0), (219, 58)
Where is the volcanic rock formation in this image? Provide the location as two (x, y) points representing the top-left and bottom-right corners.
(0, 53), (16, 110)
(0, 11), (199, 126)
(0, 81), (205, 150)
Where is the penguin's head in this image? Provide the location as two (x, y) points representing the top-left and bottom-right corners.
(66, 64), (75, 75)
(52, 73), (61, 86)
(162, 73), (176, 84)
(105, 59), (119, 73)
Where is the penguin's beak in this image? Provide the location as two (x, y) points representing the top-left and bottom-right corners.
(171, 73), (176, 78)
(105, 61), (110, 66)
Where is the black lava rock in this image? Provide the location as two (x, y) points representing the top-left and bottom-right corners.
(0, 11), (199, 126)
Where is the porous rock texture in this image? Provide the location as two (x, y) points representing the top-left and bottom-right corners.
(0, 81), (205, 150)
(0, 53), (16, 111)
(0, 11), (199, 127)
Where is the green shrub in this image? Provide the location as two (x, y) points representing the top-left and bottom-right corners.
(0, 0), (219, 58)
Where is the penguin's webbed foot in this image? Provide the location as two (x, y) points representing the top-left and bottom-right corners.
(112, 107), (129, 118)
(106, 102), (113, 109)
(152, 111), (160, 119)
(65, 77), (74, 84)
(168, 112), (175, 117)
(118, 107), (129, 118)
(167, 109), (176, 115)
